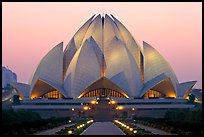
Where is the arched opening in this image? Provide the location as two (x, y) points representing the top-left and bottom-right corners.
(143, 89), (165, 98)
(80, 88), (126, 98)
(41, 90), (65, 99)
(78, 77), (129, 98)
(30, 79), (66, 99)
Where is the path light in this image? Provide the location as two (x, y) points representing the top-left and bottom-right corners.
(126, 126), (130, 129)
(124, 125), (127, 128)
(87, 120), (93, 124)
(116, 106), (123, 110)
(132, 108), (135, 110)
(129, 128), (133, 131)
(77, 126), (80, 129)
(109, 100), (116, 105)
(90, 100), (98, 105)
(80, 125), (83, 128)
(68, 130), (72, 134)
(83, 106), (89, 110)
(133, 130), (137, 134)
(69, 120), (71, 123)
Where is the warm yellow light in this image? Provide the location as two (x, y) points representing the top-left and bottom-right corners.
(71, 108), (75, 111)
(82, 124), (85, 126)
(149, 93), (154, 97)
(80, 125), (83, 128)
(130, 128), (133, 131)
(19, 97), (23, 100)
(30, 95), (37, 99)
(69, 120), (71, 123)
(109, 100), (116, 105)
(185, 96), (189, 100)
(90, 100), (97, 105)
(83, 106), (89, 110)
(133, 130), (137, 134)
(124, 125), (127, 127)
(168, 93), (176, 98)
(68, 130), (72, 134)
(116, 106), (124, 110)
(77, 126), (80, 129)
(126, 126), (129, 129)
(194, 99), (201, 103)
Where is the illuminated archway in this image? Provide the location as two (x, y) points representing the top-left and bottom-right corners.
(78, 77), (129, 98)
(30, 79), (66, 99)
(143, 89), (165, 98)
(41, 90), (65, 98)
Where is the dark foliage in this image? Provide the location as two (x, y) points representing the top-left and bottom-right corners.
(133, 109), (202, 135)
(2, 109), (71, 135)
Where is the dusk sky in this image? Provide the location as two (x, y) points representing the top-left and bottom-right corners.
(2, 2), (202, 89)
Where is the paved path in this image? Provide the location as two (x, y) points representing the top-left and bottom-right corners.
(81, 122), (125, 135)
(134, 123), (176, 135)
(33, 123), (74, 135)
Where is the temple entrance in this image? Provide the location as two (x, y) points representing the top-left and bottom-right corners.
(78, 77), (129, 121)
(90, 97), (116, 122)
(78, 77), (129, 98)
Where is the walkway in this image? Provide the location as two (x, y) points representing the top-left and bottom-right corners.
(33, 123), (74, 135)
(81, 122), (125, 135)
(134, 123), (176, 135)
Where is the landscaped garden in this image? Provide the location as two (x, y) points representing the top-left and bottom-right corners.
(114, 119), (153, 135)
(55, 119), (94, 135)
(132, 109), (202, 135)
(2, 109), (72, 135)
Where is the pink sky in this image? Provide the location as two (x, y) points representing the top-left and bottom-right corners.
(2, 2), (202, 89)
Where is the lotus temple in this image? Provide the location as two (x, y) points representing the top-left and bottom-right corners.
(11, 14), (198, 119)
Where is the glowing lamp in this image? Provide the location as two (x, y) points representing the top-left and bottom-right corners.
(90, 100), (97, 105)
(83, 106), (89, 110)
(116, 106), (124, 110)
(132, 108), (135, 110)
(68, 130), (72, 134)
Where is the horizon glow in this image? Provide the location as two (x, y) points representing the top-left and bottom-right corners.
(2, 2), (202, 89)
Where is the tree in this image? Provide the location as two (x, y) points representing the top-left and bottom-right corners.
(188, 94), (195, 104)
